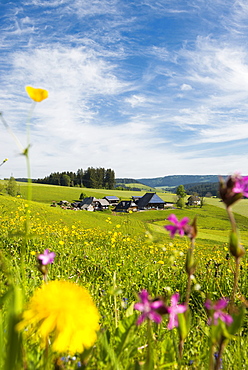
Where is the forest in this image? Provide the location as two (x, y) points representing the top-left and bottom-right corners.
(34, 167), (116, 189)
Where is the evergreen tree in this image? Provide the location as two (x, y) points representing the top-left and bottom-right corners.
(76, 169), (84, 187)
(104, 169), (115, 189)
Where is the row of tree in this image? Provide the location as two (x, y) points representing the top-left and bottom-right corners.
(34, 167), (116, 189)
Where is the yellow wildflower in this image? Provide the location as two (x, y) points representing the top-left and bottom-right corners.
(17, 280), (99, 353)
(25, 86), (48, 102)
(157, 260), (164, 265)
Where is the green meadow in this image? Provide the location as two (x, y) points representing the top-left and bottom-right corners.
(0, 182), (248, 369)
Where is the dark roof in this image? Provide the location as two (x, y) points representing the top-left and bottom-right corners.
(187, 195), (201, 201)
(114, 200), (137, 210)
(79, 197), (95, 206)
(137, 193), (165, 208)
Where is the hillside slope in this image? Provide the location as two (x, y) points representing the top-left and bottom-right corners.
(137, 175), (220, 188)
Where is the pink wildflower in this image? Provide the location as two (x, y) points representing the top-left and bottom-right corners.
(232, 173), (248, 197)
(38, 249), (55, 265)
(219, 173), (248, 207)
(134, 290), (166, 325)
(167, 293), (187, 330)
(205, 298), (233, 326)
(165, 214), (190, 238)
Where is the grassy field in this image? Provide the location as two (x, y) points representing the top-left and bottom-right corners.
(14, 181), (175, 204)
(116, 182), (157, 191)
(0, 184), (247, 369)
(205, 196), (248, 217)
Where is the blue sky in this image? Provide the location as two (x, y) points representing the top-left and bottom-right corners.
(1, 0), (248, 179)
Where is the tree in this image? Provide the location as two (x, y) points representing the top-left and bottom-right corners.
(104, 169), (115, 189)
(176, 197), (185, 209)
(60, 174), (71, 187)
(176, 185), (186, 199)
(6, 176), (17, 196)
(176, 185), (186, 209)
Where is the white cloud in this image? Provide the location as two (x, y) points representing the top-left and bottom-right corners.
(125, 95), (147, 107)
(2, 0), (248, 180)
(180, 83), (192, 91)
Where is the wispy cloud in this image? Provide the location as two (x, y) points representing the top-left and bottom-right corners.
(1, 0), (248, 179)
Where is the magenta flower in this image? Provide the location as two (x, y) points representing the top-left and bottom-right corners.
(38, 249), (55, 265)
(205, 298), (233, 326)
(232, 173), (248, 198)
(167, 293), (187, 330)
(134, 290), (166, 325)
(165, 214), (190, 238)
(219, 173), (248, 206)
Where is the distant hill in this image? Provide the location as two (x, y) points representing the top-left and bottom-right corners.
(182, 182), (219, 197)
(136, 175), (220, 188)
(115, 178), (140, 184)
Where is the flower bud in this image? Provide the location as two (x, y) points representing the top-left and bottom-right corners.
(185, 249), (196, 275)
(229, 231), (245, 258)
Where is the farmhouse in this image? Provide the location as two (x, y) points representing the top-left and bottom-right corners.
(78, 197), (109, 211)
(113, 200), (138, 213)
(103, 196), (119, 206)
(137, 192), (165, 210)
(187, 195), (201, 206)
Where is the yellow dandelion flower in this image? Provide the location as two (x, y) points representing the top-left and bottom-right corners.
(17, 280), (99, 354)
(25, 86), (48, 102)
(157, 260), (164, 264)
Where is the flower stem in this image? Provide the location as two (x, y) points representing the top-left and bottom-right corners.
(144, 320), (154, 370)
(185, 237), (195, 307)
(185, 273), (191, 308)
(209, 343), (215, 370)
(230, 257), (240, 311)
(226, 206), (236, 232)
(214, 339), (225, 370)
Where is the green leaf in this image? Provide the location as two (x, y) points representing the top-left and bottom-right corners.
(177, 310), (191, 341)
(227, 306), (245, 336)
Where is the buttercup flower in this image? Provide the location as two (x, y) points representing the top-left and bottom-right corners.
(134, 290), (166, 325)
(205, 298), (233, 326)
(167, 293), (187, 330)
(0, 158), (8, 167)
(38, 249), (55, 265)
(17, 280), (100, 353)
(26, 86), (48, 102)
(165, 214), (190, 238)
